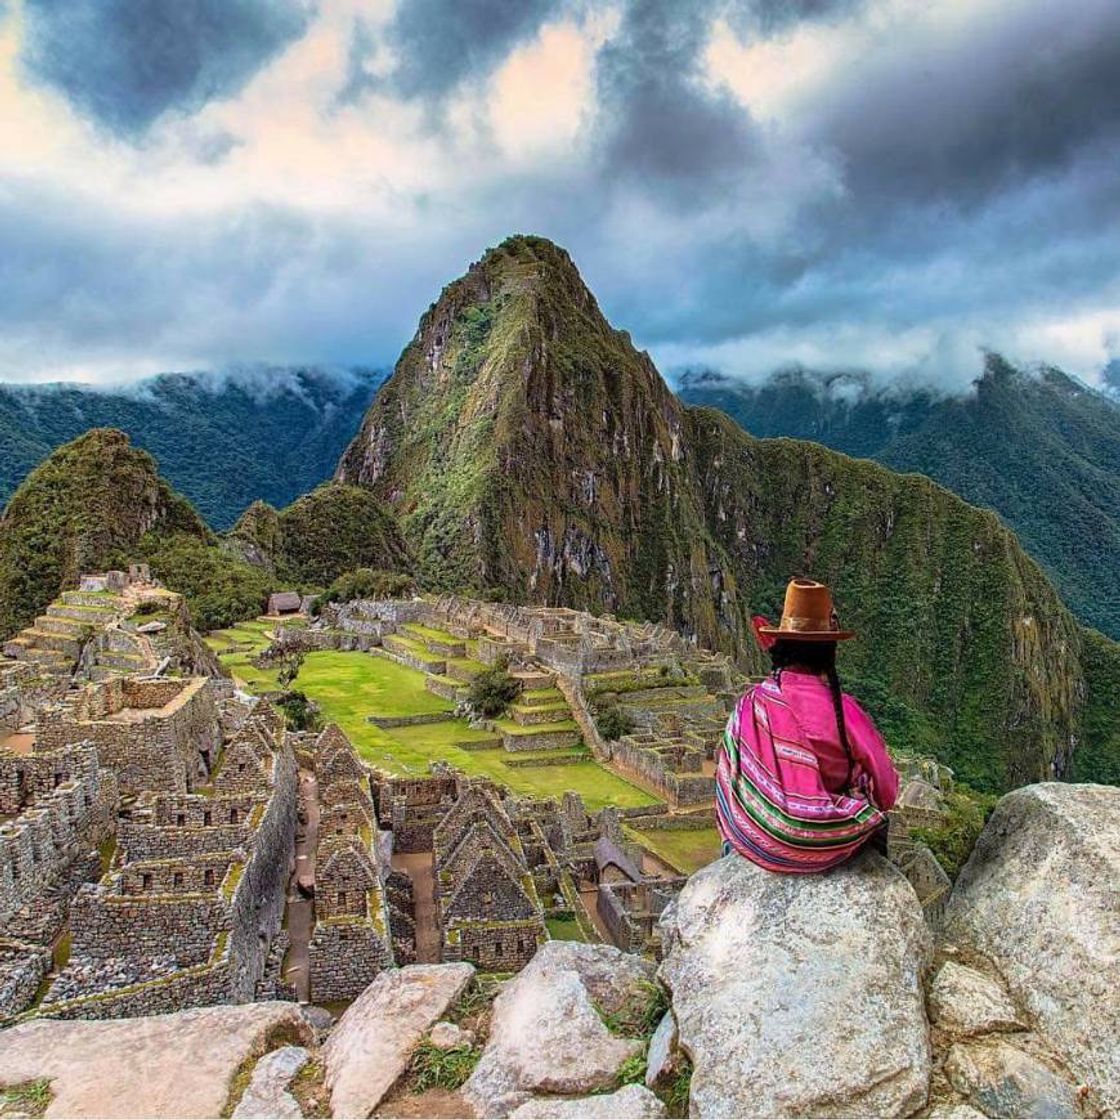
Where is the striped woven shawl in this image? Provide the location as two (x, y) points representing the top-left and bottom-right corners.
(715, 678), (885, 873)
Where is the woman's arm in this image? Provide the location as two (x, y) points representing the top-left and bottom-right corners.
(842, 695), (900, 811)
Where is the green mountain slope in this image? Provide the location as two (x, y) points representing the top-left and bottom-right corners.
(337, 234), (1113, 791)
(230, 482), (412, 584)
(0, 429), (283, 636)
(678, 361), (1120, 639)
(0, 429), (209, 635)
(0, 367), (384, 530)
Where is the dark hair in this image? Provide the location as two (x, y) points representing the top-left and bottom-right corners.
(769, 639), (854, 788)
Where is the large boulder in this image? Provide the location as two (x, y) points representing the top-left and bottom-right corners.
(942, 783), (1120, 1115)
(323, 962), (475, 1119)
(0, 1002), (311, 1119)
(463, 941), (657, 1118)
(508, 1084), (667, 1118)
(659, 850), (932, 1118)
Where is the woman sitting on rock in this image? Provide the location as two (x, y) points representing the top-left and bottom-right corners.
(716, 578), (899, 872)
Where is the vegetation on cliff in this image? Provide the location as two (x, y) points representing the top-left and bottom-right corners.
(0, 429), (208, 635)
(230, 482), (411, 586)
(0, 429), (278, 635)
(336, 235), (1116, 791)
(679, 359), (1120, 640)
(0, 367), (384, 530)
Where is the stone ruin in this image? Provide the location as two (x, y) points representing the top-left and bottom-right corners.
(433, 786), (547, 972)
(0, 742), (118, 1017)
(35, 677), (222, 796)
(31, 698), (297, 1020)
(306, 725), (396, 1002)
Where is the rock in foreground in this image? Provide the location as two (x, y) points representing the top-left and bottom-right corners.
(660, 850), (932, 1118)
(464, 941), (656, 1118)
(943, 783), (1120, 1115)
(322, 962), (475, 1120)
(509, 1084), (666, 1118)
(0, 1002), (311, 1119)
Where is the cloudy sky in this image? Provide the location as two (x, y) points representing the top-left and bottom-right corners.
(1, 0), (1118, 388)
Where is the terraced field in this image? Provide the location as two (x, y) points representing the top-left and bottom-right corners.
(205, 619), (657, 810)
(624, 824), (722, 874)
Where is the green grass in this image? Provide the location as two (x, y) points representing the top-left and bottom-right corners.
(405, 1041), (481, 1093)
(546, 916), (586, 941)
(297, 651), (452, 719)
(493, 717), (579, 736)
(625, 825), (721, 874)
(205, 619), (280, 689)
(217, 637), (658, 810)
(0, 1080), (52, 1118)
(403, 622), (462, 644)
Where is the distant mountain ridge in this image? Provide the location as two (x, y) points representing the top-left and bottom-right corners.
(677, 359), (1120, 639)
(0, 366), (386, 529)
(336, 234), (1114, 791)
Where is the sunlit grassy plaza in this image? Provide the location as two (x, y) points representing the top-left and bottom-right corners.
(206, 623), (657, 810)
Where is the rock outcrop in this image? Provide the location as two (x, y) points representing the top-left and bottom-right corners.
(0, 1001), (311, 1119)
(463, 941), (657, 1118)
(659, 850), (932, 1118)
(231, 1045), (310, 1119)
(322, 962), (475, 1120)
(942, 783), (1120, 1115)
(508, 1084), (667, 1118)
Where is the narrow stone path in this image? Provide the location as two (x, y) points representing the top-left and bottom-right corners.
(391, 850), (439, 963)
(284, 769), (318, 1002)
(577, 882), (615, 943)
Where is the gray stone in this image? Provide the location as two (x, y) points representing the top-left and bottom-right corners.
(232, 1046), (309, 1119)
(943, 784), (1120, 1114)
(299, 1003), (334, 1041)
(659, 850), (932, 1118)
(927, 1105), (988, 1118)
(430, 1020), (476, 1050)
(929, 961), (1027, 1038)
(509, 1085), (667, 1118)
(464, 942), (652, 1118)
(0, 1001), (311, 1118)
(644, 1011), (681, 1090)
(945, 1039), (1085, 1119)
(323, 962), (475, 1120)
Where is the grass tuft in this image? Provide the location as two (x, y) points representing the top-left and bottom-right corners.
(0, 1080), (53, 1118)
(406, 1041), (482, 1093)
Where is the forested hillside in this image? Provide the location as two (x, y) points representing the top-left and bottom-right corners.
(0, 367), (383, 529)
(678, 360), (1120, 639)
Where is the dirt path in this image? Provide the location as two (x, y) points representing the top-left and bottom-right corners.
(577, 882), (615, 943)
(391, 850), (439, 963)
(284, 769), (319, 1002)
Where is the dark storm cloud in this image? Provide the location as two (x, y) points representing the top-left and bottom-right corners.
(726, 0), (865, 34)
(593, 0), (756, 197)
(350, 0), (555, 105)
(810, 0), (1120, 210)
(20, 0), (313, 135)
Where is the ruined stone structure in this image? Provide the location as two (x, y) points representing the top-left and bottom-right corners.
(306, 725), (395, 1002)
(598, 874), (688, 954)
(0, 740), (118, 1016)
(433, 786), (547, 971)
(30, 698), (297, 1020)
(36, 677), (221, 795)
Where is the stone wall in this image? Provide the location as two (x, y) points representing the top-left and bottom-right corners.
(0, 744), (114, 928)
(308, 918), (393, 1001)
(0, 937), (51, 1019)
(36, 678), (221, 795)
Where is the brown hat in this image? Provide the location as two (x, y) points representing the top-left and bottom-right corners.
(755, 578), (855, 643)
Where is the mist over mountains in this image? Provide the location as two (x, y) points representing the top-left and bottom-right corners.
(0, 366), (385, 529)
(679, 356), (1120, 639)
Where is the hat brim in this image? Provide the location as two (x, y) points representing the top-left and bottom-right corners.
(756, 627), (856, 642)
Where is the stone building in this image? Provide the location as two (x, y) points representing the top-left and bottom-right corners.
(0, 741), (117, 1017)
(433, 786), (546, 971)
(307, 726), (395, 1002)
(35, 677), (221, 795)
(33, 697), (297, 1020)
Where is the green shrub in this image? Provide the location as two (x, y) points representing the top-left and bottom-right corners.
(468, 662), (521, 718)
(406, 1041), (481, 1093)
(911, 785), (998, 879)
(311, 567), (415, 614)
(595, 703), (635, 741)
(141, 533), (273, 632)
(275, 690), (320, 732)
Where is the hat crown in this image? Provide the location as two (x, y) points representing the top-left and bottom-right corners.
(782, 578), (835, 629)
